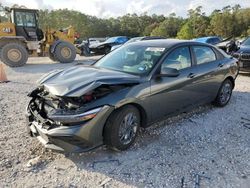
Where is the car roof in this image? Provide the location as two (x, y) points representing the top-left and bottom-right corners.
(130, 39), (207, 48)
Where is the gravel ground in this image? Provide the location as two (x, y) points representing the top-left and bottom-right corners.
(0, 56), (250, 188)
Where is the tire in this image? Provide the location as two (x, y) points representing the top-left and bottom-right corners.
(104, 105), (141, 151)
(48, 51), (58, 61)
(0, 42), (28, 67)
(213, 79), (233, 107)
(53, 42), (76, 63)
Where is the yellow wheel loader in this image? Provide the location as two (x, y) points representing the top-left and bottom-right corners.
(0, 7), (79, 67)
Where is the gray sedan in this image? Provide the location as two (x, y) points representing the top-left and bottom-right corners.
(26, 39), (239, 152)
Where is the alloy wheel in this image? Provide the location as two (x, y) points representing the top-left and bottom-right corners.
(118, 112), (138, 145)
(219, 82), (232, 105)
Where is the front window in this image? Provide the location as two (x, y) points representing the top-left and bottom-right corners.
(161, 47), (191, 70)
(94, 44), (166, 75)
(15, 11), (36, 27)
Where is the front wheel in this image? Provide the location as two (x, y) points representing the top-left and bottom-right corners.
(104, 105), (140, 151)
(53, 42), (76, 63)
(213, 79), (233, 107)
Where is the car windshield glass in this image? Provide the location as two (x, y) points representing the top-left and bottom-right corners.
(105, 37), (118, 43)
(242, 38), (250, 46)
(94, 44), (166, 75)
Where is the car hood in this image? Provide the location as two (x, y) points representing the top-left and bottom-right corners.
(237, 46), (250, 53)
(38, 65), (140, 97)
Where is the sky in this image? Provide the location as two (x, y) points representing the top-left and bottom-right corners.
(1, 0), (250, 18)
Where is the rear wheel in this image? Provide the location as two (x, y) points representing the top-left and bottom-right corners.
(0, 42), (28, 67)
(104, 105), (140, 151)
(54, 42), (76, 63)
(213, 79), (233, 107)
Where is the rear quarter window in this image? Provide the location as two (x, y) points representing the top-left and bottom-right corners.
(193, 46), (217, 65)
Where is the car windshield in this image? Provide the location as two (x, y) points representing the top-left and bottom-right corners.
(94, 44), (166, 75)
(105, 37), (119, 43)
(242, 37), (250, 46)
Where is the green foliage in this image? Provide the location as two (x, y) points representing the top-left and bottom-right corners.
(177, 21), (194, 39)
(177, 6), (210, 39)
(150, 15), (183, 38)
(2, 3), (250, 39)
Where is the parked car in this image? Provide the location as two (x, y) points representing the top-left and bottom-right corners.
(26, 39), (238, 152)
(193, 36), (222, 45)
(111, 36), (166, 51)
(232, 36), (250, 72)
(89, 36), (128, 55)
(76, 38), (101, 56)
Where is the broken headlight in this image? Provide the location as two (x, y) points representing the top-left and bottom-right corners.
(48, 107), (103, 124)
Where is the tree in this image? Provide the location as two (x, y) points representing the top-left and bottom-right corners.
(143, 23), (159, 36)
(177, 6), (209, 39)
(177, 21), (194, 39)
(2, 3), (250, 39)
(150, 15), (183, 38)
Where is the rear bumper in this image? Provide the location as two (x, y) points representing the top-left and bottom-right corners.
(26, 105), (114, 153)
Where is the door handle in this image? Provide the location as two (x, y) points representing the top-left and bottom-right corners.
(187, 73), (196, 78)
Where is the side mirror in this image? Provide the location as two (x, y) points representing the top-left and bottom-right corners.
(159, 67), (179, 77)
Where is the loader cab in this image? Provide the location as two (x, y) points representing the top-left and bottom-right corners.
(10, 8), (44, 41)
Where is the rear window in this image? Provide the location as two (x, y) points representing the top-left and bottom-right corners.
(193, 46), (216, 65)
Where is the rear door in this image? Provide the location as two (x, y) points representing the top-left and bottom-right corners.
(189, 45), (226, 101)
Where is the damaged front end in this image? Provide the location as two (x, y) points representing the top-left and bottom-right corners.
(26, 85), (120, 152)
(26, 82), (140, 152)
(26, 65), (140, 152)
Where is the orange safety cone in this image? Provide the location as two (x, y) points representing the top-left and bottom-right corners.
(0, 63), (9, 83)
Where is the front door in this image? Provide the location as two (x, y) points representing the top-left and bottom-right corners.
(150, 46), (198, 122)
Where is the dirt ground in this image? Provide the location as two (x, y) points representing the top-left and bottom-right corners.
(0, 56), (250, 188)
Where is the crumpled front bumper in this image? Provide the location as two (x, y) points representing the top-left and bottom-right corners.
(26, 105), (114, 153)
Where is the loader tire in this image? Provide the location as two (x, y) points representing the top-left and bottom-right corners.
(0, 42), (28, 67)
(54, 42), (76, 63)
(48, 51), (58, 62)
